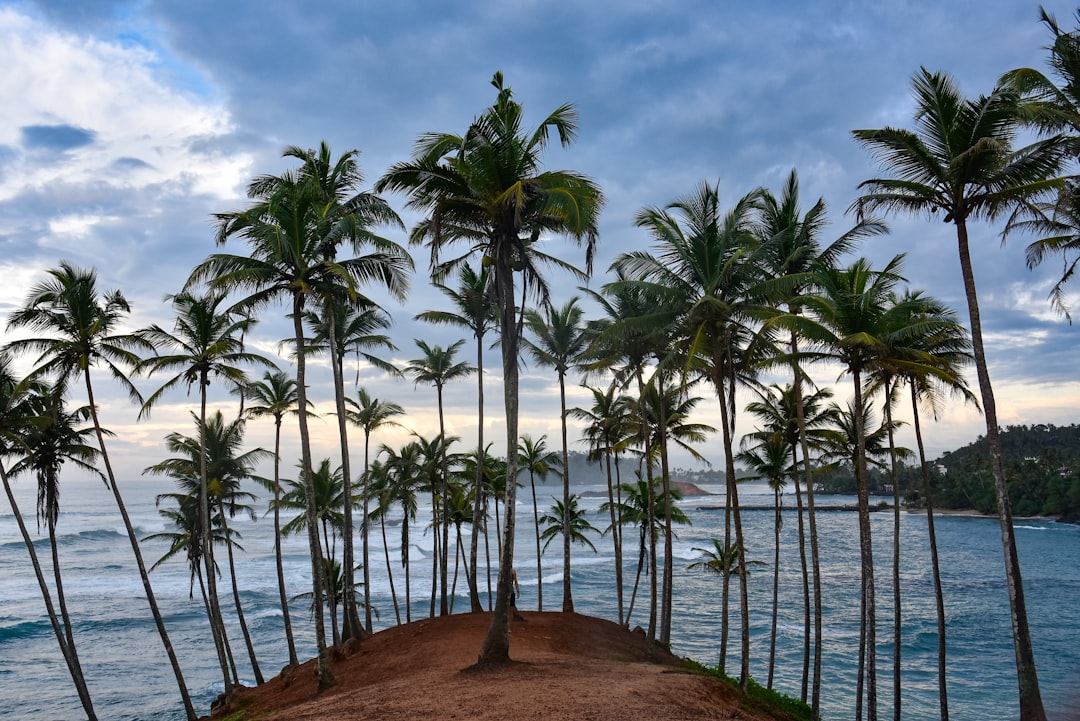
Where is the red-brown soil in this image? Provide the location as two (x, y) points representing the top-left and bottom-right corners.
(208, 611), (794, 721)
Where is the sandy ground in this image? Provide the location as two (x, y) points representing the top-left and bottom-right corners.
(208, 611), (798, 721)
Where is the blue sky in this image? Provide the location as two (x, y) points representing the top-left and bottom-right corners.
(0, 0), (1077, 479)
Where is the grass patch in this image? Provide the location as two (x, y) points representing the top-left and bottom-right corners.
(680, 659), (813, 721)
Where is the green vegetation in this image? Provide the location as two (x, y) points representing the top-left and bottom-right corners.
(681, 659), (813, 721)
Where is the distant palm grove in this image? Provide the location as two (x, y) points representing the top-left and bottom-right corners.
(4, 9), (1080, 721)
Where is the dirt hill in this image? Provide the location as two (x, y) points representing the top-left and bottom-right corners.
(208, 611), (798, 721)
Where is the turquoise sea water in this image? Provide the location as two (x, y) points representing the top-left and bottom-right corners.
(1, 477), (1078, 721)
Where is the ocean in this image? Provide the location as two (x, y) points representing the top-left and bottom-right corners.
(1, 476), (1078, 720)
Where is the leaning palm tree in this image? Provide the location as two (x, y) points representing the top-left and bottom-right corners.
(851, 69), (1072, 721)
(417, 263), (498, 613)
(239, 370), (303, 666)
(136, 290), (274, 690)
(191, 142), (411, 687)
(377, 71), (603, 665)
(344, 387), (404, 630)
(404, 339), (474, 617)
(517, 434), (561, 611)
(3, 377), (100, 720)
(5, 262), (196, 720)
(523, 297), (590, 612)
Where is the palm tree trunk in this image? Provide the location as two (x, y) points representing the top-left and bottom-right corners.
(199, 377), (234, 692)
(791, 442), (811, 702)
(558, 374), (574, 612)
(220, 507), (264, 684)
(291, 296), (334, 690)
(436, 387), (451, 617)
(768, 485), (781, 689)
(657, 375), (675, 646)
(530, 471), (544, 611)
(271, 417), (299, 667)
(604, 450), (624, 625)
(791, 330), (824, 719)
(84, 371), (197, 720)
(2, 468), (97, 720)
(362, 433), (374, 633)
(883, 377), (902, 721)
(402, 520), (412, 624)
(381, 510), (401, 625)
(468, 334), (486, 613)
(852, 367), (878, 721)
(911, 383), (949, 721)
(634, 373), (658, 642)
(954, 219), (1045, 721)
(429, 486), (439, 618)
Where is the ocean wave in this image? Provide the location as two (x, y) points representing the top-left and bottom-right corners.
(0, 618), (53, 642)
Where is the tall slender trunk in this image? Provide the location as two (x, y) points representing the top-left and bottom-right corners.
(84, 371), (197, 720)
(530, 471), (544, 611)
(635, 372), (658, 642)
(955, 219), (1045, 721)
(883, 377), (901, 721)
(437, 386), (450, 617)
(362, 432), (374, 633)
(220, 507), (264, 684)
(2, 467), (97, 720)
(657, 375), (675, 646)
(559, 373), (573, 612)
(791, 330), (824, 719)
(604, 448), (624, 625)
(768, 483), (781, 689)
(852, 367), (877, 721)
(198, 377), (233, 692)
(911, 384), (949, 721)
(381, 508), (401, 625)
(429, 485), (440, 618)
(478, 257), (520, 665)
(402, 519), (412, 624)
(271, 417), (299, 667)
(291, 295), (334, 690)
(468, 333), (486, 612)
(791, 442), (811, 702)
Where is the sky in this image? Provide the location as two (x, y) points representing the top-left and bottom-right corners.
(0, 0), (1077, 484)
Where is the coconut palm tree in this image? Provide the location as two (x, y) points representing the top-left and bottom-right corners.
(344, 387), (404, 629)
(192, 142), (411, 687)
(523, 297), (590, 612)
(377, 71), (603, 665)
(417, 263), (498, 613)
(143, 410), (272, 685)
(239, 370), (303, 666)
(517, 434), (560, 611)
(5, 262), (196, 719)
(136, 290), (274, 689)
(755, 168), (884, 715)
(568, 385), (634, 624)
(375, 440), (425, 623)
(687, 537), (767, 669)
(622, 181), (771, 689)
(538, 494), (600, 555)
(851, 69), (1072, 721)
(405, 339), (474, 616)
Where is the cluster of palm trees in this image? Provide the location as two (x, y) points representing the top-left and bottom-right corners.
(4, 12), (1080, 719)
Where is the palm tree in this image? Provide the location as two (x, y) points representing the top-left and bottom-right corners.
(622, 181), (770, 688)
(344, 387), (404, 630)
(5, 262), (196, 720)
(851, 69), (1072, 721)
(192, 142), (411, 687)
(737, 429), (789, 690)
(143, 410), (272, 686)
(240, 370), (303, 666)
(377, 71), (603, 665)
(136, 289), (274, 689)
(517, 434), (560, 611)
(687, 537), (766, 669)
(417, 263), (497, 613)
(2, 375), (100, 720)
(538, 494), (600, 555)
(523, 297), (589, 612)
(568, 385), (634, 624)
(405, 339), (474, 616)
(755, 168), (884, 716)
(378, 440), (425, 623)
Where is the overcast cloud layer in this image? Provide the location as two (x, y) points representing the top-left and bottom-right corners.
(1, 0), (1077, 480)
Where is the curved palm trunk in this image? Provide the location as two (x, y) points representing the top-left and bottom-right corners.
(791, 331), (824, 719)
(768, 484), (781, 689)
(292, 296), (334, 690)
(530, 470), (544, 611)
(198, 377), (234, 692)
(604, 449), (624, 625)
(271, 416), (299, 667)
(883, 377), (902, 721)
(380, 508), (401, 625)
(955, 219), (1045, 721)
(791, 442), (811, 702)
(613, 451), (625, 625)
(328, 318), (363, 643)
(657, 377), (675, 646)
(401, 519), (412, 624)
(558, 373), (573, 612)
(852, 367), (877, 721)
(436, 387), (452, 617)
(468, 334), (486, 613)
(219, 507), (264, 684)
(362, 433), (375, 633)
(634, 373), (658, 642)
(47, 519), (87, 686)
(910, 384), (949, 721)
(2, 467), (97, 720)
(84, 372), (197, 720)
(625, 526), (647, 627)
(478, 260), (520, 666)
